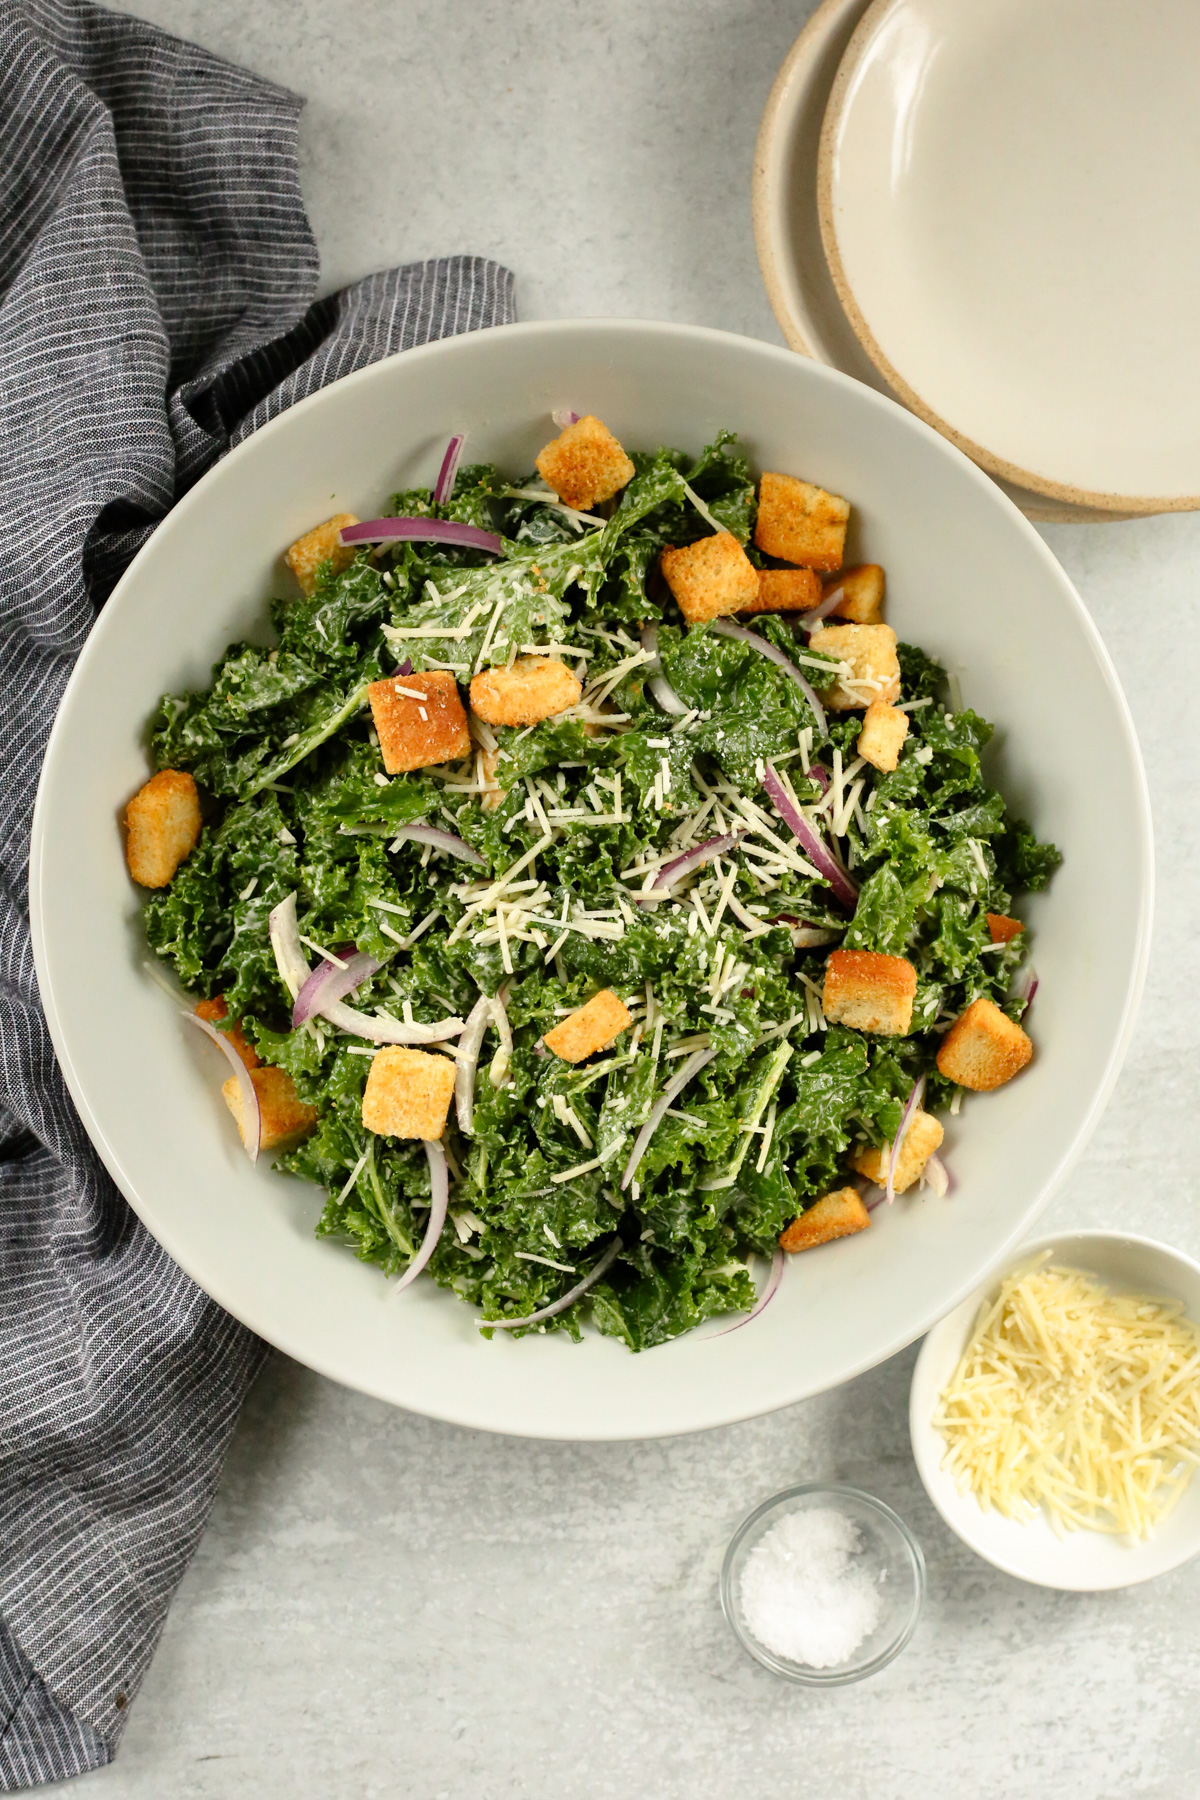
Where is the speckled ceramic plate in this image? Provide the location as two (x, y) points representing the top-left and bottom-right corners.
(30, 321), (1151, 1438)
(751, 0), (1116, 524)
(819, 0), (1200, 513)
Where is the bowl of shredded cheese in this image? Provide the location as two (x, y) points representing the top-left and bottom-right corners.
(910, 1232), (1200, 1589)
(721, 1483), (925, 1684)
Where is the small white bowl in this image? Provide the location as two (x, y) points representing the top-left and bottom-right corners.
(910, 1231), (1200, 1590)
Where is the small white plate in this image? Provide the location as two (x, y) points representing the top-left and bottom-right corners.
(910, 1231), (1200, 1590)
(752, 0), (1118, 524)
(819, 0), (1200, 513)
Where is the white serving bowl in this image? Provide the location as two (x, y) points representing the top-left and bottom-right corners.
(29, 320), (1151, 1440)
(910, 1233), (1200, 1590)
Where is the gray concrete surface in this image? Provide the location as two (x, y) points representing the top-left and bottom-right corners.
(63, 2), (1200, 1794)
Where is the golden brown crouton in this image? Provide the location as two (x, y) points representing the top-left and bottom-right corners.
(937, 997), (1033, 1091)
(535, 415), (635, 510)
(470, 657), (582, 727)
(222, 1065), (317, 1151)
(754, 473), (849, 571)
(850, 1108), (944, 1194)
(740, 567), (823, 614)
(124, 769), (201, 888)
(284, 513), (359, 597)
(196, 996), (259, 1072)
(823, 564), (885, 624)
(823, 948), (917, 1036)
(361, 1046), (457, 1139)
(368, 671), (471, 774)
(780, 1187), (870, 1252)
(857, 699), (909, 773)
(660, 531), (759, 624)
(808, 623), (901, 711)
(542, 989), (632, 1064)
(986, 912), (1025, 945)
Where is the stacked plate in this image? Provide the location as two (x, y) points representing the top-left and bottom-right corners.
(754, 0), (1200, 522)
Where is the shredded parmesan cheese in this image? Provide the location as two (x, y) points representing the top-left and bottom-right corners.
(933, 1258), (1200, 1538)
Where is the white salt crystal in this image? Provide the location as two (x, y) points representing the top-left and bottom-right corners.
(739, 1507), (883, 1668)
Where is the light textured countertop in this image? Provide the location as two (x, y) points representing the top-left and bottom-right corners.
(69, 3), (1200, 1795)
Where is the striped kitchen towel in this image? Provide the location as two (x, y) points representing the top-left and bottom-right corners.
(0, 0), (514, 1784)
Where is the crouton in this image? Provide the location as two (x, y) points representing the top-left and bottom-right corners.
(850, 1108), (944, 1194)
(368, 670), (470, 774)
(857, 699), (909, 773)
(222, 1065), (317, 1151)
(196, 995), (259, 1071)
(808, 622), (901, 711)
(780, 1187), (870, 1253)
(542, 989), (632, 1064)
(361, 1046), (457, 1140)
(823, 948), (917, 1036)
(124, 769), (201, 888)
(936, 997), (1033, 1091)
(740, 567), (823, 614)
(823, 564), (885, 624)
(535, 415), (635, 510)
(986, 912), (1025, 945)
(754, 473), (849, 571)
(285, 513), (359, 597)
(660, 531), (759, 625)
(469, 657), (581, 727)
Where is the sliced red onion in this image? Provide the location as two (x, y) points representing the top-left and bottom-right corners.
(455, 993), (491, 1135)
(1012, 964), (1039, 1017)
(268, 893), (311, 1001)
(924, 1152), (952, 1198)
(886, 1074), (926, 1206)
(184, 1011), (260, 1164)
(798, 586), (845, 635)
(317, 998), (464, 1045)
(762, 763), (859, 908)
(552, 408), (580, 429)
(340, 517), (503, 555)
(863, 1183), (887, 1213)
(647, 675), (690, 717)
(390, 824), (486, 865)
(488, 988), (513, 1085)
(393, 1138), (450, 1294)
(433, 434), (465, 507)
(622, 1047), (717, 1189)
(395, 658), (413, 677)
(710, 1247), (784, 1337)
(292, 950), (380, 1029)
(479, 1235), (623, 1330)
(711, 618), (827, 737)
(639, 624), (690, 717)
(808, 763), (830, 794)
(645, 834), (743, 896)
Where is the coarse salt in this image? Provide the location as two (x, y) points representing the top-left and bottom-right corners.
(738, 1507), (882, 1667)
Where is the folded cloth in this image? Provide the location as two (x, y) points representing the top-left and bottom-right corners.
(0, 0), (514, 1784)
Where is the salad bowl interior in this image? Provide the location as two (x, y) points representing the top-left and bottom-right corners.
(30, 320), (1151, 1439)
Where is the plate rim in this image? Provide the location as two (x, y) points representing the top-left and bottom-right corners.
(816, 0), (1200, 516)
(28, 317), (1156, 1437)
(909, 1230), (1200, 1589)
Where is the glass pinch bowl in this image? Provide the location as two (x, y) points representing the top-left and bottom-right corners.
(721, 1483), (925, 1685)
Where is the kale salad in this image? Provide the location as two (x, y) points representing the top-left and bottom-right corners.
(129, 415), (1060, 1350)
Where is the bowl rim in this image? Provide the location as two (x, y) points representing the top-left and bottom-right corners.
(28, 318), (1155, 1436)
(909, 1229), (1200, 1589)
(814, 0), (1200, 516)
(720, 1480), (927, 1684)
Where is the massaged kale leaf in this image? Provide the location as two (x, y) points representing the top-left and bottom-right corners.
(139, 432), (1059, 1347)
